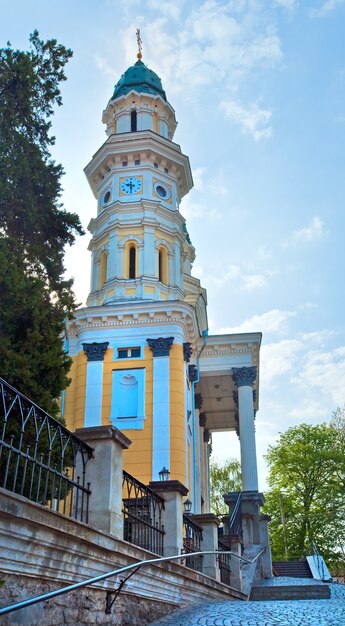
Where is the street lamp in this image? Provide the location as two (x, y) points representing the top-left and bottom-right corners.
(159, 466), (170, 481)
(184, 498), (192, 514)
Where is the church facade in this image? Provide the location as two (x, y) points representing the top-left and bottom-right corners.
(63, 51), (261, 514)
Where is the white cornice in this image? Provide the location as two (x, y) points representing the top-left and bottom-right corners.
(68, 301), (201, 347)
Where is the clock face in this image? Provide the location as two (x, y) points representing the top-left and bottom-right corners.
(120, 176), (142, 195)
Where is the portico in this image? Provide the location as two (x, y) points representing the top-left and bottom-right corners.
(197, 333), (261, 493)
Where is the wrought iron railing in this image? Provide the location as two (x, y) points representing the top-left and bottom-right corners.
(122, 470), (165, 555)
(229, 491), (242, 538)
(218, 538), (231, 585)
(0, 377), (93, 522)
(183, 513), (203, 572)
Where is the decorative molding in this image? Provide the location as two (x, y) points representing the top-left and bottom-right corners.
(82, 342), (109, 362)
(147, 336), (174, 357)
(232, 366), (257, 388)
(199, 412), (207, 428)
(183, 342), (193, 362)
(188, 364), (198, 383)
(194, 392), (203, 410)
(203, 429), (210, 443)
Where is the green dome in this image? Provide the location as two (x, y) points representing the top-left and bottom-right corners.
(112, 59), (167, 101)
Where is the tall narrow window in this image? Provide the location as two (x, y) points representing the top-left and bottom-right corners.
(98, 252), (108, 288)
(158, 247), (168, 284)
(131, 110), (137, 132)
(129, 246), (136, 279)
(159, 250), (163, 282)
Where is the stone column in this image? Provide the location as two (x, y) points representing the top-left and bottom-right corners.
(75, 425), (131, 537)
(143, 226), (155, 276)
(149, 479), (188, 557)
(191, 513), (221, 580)
(147, 337), (174, 480)
(82, 342), (109, 428)
(260, 513), (273, 578)
(232, 366), (258, 492)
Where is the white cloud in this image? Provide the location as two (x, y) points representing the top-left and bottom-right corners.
(241, 273), (268, 290)
(220, 100), (272, 141)
(310, 0), (345, 18)
(282, 216), (325, 247)
(291, 346), (345, 407)
(191, 166), (207, 192)
(217, 308), (296, 335)
(273, 0), (298, 8)
(261, 339), (305, 383)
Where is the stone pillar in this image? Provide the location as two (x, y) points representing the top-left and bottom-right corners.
(260, 513), (273, 578)
(82, 342), (109, 428)
(232, 366), (258, 492)
(147, 337), (174, 480)
(149, 479), (188, 557)
(191, 513), (220, 580)
(218, 518), (242, 591)
(241, 491), (265, 546)
(75, 425), (131, 537)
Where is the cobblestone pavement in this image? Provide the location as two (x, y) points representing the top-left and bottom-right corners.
(149, 579), (345, 626)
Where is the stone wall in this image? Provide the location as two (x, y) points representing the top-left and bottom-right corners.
(0, 489), (242, 625)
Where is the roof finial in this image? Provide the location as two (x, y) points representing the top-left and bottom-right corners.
(136, 28), (142, 60)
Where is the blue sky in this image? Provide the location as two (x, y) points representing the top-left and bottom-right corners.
(2, 0), (345, 488)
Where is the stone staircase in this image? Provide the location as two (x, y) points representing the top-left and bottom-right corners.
(273, 560), (313, 578)
(249, 559), (331, 601)
(250, 583), (330, 601)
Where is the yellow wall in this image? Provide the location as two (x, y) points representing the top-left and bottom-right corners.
(63, 351), (87, 432)
(64, 342), (187, 488)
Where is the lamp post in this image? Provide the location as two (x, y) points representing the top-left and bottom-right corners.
(159, 466), (170, 481)
(184, 498), (192, 514)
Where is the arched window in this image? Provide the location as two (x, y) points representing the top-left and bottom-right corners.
(131, 110), (137, 132)
(158, 247), (168, 284)
(129, 246), (136, 279)
(98, 252), (108, 288)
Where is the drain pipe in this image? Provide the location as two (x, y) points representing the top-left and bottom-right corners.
(191, 329), (208, 512)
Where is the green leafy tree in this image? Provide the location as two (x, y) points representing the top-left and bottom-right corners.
(264, 422), (345, 571)
(210, 457), (241, 517)
(0, 31), (83, 415)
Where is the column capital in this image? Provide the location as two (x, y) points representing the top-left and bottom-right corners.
(183, 342), (193, 362)
(147, 336), (174, 357)
(232, 366), (257, 388)
(82, 341), (109, 362)
(188, 364), (198, 382)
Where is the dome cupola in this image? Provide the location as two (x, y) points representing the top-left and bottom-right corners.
(112, 59), (167, 101)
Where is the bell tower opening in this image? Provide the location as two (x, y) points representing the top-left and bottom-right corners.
(131, 110), (137, 132)
(129, 245), (136, 278)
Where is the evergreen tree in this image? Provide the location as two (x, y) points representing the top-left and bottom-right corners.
(0, 31), (83, 415)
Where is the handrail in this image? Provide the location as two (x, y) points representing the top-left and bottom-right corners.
(0, 547), (265, 616)
(229, 491), (242, 538)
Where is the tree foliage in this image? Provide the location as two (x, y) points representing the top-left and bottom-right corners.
(264, 421), (345, 571)
(210, 457), (241, 517)
(0, 32), (83, 414)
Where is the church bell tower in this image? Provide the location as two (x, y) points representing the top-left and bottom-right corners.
(64, 37), (210, 505)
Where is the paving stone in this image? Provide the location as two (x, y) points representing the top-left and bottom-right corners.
(149, 580), (345, 625)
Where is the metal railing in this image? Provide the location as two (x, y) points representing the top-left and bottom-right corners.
(122, 470), (165, 555)
(183, 513), (203, 572)
(218, 538), (231, 585)
(0, 548), (265, 617)
(0, 377), (93, 522)
(229, 491), (242, 538)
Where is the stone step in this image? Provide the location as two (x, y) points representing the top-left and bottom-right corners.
(273, 560), (313, 578)
(250, 584), (330, 601)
